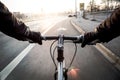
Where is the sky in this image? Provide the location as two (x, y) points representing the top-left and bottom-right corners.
(0, 0), (102, 13)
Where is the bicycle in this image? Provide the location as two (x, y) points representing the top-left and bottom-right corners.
(41, 34), (83, 80)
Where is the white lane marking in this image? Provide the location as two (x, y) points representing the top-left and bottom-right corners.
(57, 28), (67, 35)
(0, 25), (47, 80)
(0, 17), (67, 80)
(95, 44), (120, 70)
(0, 44), (35, 80)
(57, 28), (67, 31)
(42, 23), (55, 35)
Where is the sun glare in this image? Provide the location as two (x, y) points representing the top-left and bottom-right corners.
(1, 0), (103, 13)
(1, 0), (74, 13)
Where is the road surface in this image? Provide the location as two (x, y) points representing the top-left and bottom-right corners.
(0, 16), (120, 80)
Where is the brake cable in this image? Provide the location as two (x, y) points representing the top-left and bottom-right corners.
(68, 43), (77, 69)
(50, 40), (78, 70)
(50, 40), (57, 69)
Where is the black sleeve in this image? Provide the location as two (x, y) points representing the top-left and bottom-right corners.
(0, 1), (29, 40)
(96, 8), (120, 42)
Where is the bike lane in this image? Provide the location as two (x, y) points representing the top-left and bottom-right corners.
(4, 18), (120, 80)
(0, 17), (67, 80)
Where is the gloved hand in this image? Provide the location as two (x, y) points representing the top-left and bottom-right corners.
(27, 31), (42, 45)
(81, 32), (98, 47)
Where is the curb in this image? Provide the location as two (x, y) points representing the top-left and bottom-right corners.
(70, 19), (120, 71)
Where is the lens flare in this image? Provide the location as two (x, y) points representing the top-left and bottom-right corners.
(68, 67), (80, 79)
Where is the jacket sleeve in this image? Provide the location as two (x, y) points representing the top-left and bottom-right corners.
(0, 1), (29, 41)
(96, 8), (120, 42)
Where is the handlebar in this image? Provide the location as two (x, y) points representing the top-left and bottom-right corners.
(41, 35), (83, 43)
(41, 35), (83, 63)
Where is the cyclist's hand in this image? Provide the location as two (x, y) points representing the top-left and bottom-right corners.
(81, 32), (98, 47)
(27, 31), (42, 45)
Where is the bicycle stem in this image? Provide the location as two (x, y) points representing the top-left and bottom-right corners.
(57, 34), (64, 62)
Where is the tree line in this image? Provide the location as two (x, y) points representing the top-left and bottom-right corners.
(88, 0), (120, 12)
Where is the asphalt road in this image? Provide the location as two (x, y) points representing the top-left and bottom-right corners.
(0, 17), (120, 80)
(0, 32), (29, 71)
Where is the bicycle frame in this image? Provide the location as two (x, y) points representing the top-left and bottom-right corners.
(57, 35), (65, 80)
(42, 34), (83, 80)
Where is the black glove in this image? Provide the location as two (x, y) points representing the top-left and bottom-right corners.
(27, 31), (42, 45)
(81, 32), (98, 47)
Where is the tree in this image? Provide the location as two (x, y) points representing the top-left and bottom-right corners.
(89, 0), (96, 12)
(101, 0), (120, 10)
